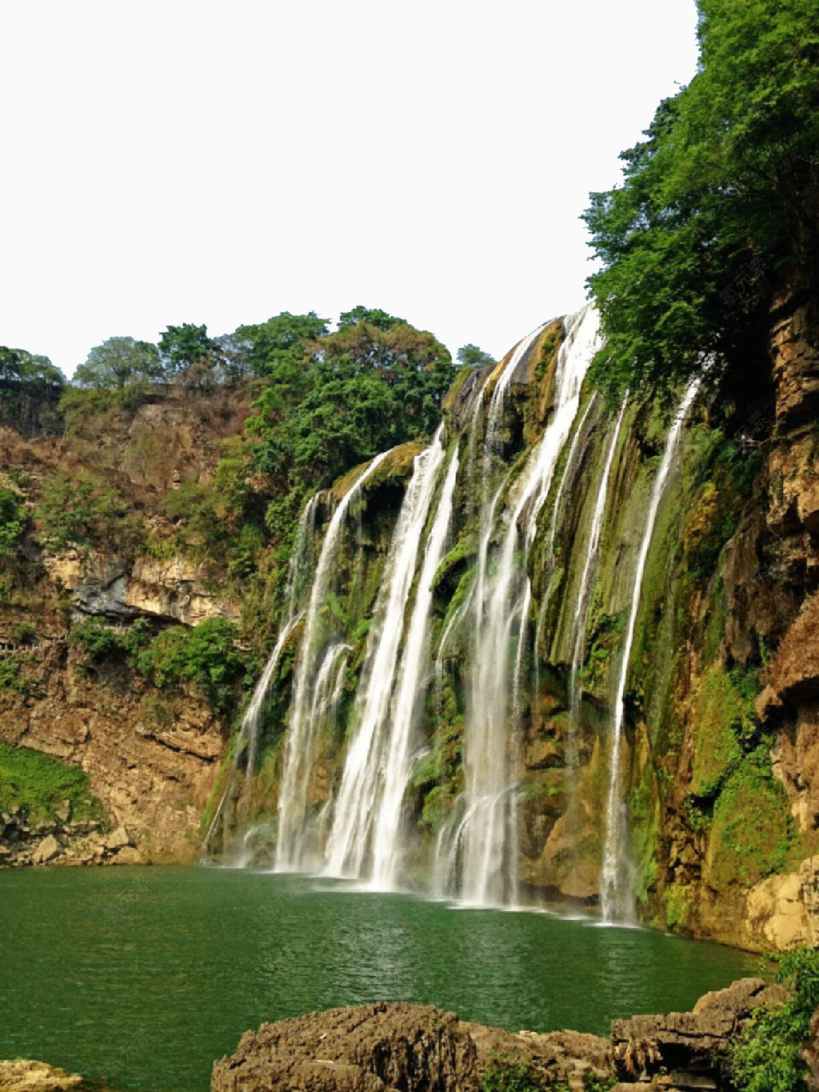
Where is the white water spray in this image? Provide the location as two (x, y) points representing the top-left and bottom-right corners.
(274, 451), (390, 871)
(566, 397), (628, 771)
(600, 376), (703, 921)
(323, 427), (450, 880)
(439, 305), (601, 905)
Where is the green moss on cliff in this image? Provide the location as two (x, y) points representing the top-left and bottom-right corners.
(0, 742), (106, 826)
(690, 663), (747, 797)
(707, 749), (793, 889)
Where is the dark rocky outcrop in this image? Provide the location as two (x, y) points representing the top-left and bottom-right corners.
(212, 980), (791, 1092)
(211, 1003), (482, 1092)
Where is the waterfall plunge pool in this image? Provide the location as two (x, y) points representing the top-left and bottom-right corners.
(0, 866), (758, 1092)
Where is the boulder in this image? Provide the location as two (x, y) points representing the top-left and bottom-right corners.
(31, 834), (61, 865)
(0, 1059), (82, 1091)
(211, 1003), (480, 1092)
(611, 978), (789, 1086)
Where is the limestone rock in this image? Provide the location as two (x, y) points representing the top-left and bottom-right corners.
(32, 834), (61, 865)
(211, 1003), (480, 1092)
(0, 1059), (82, 1091)
(105, 826), (131, 851)
(611, 978), (788, 1085)
(745, 870), (810, 949)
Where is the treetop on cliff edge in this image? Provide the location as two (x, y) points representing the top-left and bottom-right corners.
(584, 0), (819, 403)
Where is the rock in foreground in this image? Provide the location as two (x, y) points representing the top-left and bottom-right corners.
(0, 1060), (83, 1092)
(213, 978), (801, 1092)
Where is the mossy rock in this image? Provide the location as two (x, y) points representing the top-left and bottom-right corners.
(689, 662), (748, 798)
(0, 743), (106, 827)
(705, 750), (792, 889)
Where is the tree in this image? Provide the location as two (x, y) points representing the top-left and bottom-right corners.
(233, 311), (328, 382)
(337, 305), (401, 331)
(583, 0), (819, 401)
(0, 347), (65, 387)
(248, 310), (455, 491)
(457, 344), (496, 369)
(73, 337), (162, 389)
(158, 323), (220, 378)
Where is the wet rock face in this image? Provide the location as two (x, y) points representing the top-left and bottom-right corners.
(611, 978), (789, 1088)
(211, 1003), (480, 1092)
(211, 1002), (614, 1092)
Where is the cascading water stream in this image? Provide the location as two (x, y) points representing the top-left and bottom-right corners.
(438, 304), (601, 905)
(566, 397), (628, 772)
(274, 450), (391, 871)
(600, 375), (703, 921)
(202, 493), (322, 852)
(322, 427), (449, 880)
(368, 444), (460, 887)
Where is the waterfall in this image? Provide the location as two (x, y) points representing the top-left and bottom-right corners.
(369, 444), (459, 886)
(202, 493), (322, 853)
(566, 397), (628, 772)
(322, 427), (452, 882)
(274, 450), (391, 871)
(439, 304), (601, 905)
(600, 375), (703, 921)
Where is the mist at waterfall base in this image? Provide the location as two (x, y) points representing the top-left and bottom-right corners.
(216, 304), (705, 924)
(0, 867), (759, 1092)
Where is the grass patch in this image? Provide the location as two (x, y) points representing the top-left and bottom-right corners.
(0, 742), (106, 825)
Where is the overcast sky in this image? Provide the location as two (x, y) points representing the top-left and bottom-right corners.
(1, 1), (699, 377)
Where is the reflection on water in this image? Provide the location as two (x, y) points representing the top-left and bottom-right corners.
(0, 867), (758, 1092)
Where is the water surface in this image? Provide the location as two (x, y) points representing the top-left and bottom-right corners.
(0, 866), (758, 1091)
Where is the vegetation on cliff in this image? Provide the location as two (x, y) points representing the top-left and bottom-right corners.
(584, 0), (818, 400)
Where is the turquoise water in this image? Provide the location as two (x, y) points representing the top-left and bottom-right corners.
(0, 866), (758, 1091)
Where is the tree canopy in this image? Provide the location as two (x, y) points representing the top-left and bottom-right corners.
(0, 347), (64, 387)
(73, 337), (162, 389)
(248, 310), (455, 490)
(457, 344), (496, 369)
(583, 0), (819, 400)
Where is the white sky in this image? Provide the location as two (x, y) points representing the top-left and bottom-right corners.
(1, 1), (699, 377)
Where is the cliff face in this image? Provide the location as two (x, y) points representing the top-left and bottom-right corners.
(2, 303), (818, 952)
(0, 385), (250, 863)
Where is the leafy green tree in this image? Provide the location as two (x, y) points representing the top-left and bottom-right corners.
(0, 488), (26, 558)
(457, 344), (496, 369)
(0, 347), (65, 387)
(73, 336), (162, 389)
(234, 311), (328, 381)
(583, 0), (818, 401)
(337, 305), (402, 331)
(249, 311), (454, 489)
(158, 323), (219, 377)
(136, 617), (246, 713)
(730, 948), (819, 1092)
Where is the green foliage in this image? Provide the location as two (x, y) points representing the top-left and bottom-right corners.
(248, 310), (455, 492)
(0, 741), (105, 824)
(708, 747), (793, 888)
(15, 621), (36, 645)
(730, 948), (819, 1092)
(690, 663), (747, 797)
(158, 323), (218, 375)
(481, 1053), (542, 1092)
(234, 311), (328, 380)
(457, 343), (496, 369)
(0, 487), (26, 558)
(69, 618), (119, 661)
(136, 617), (246, 714)
(74, 336), (162, 389)
(35, 474), (140, 555)
(0, 345), (65, 387)
(584, 0), (819, 401)
(0, 658), (25, 695)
